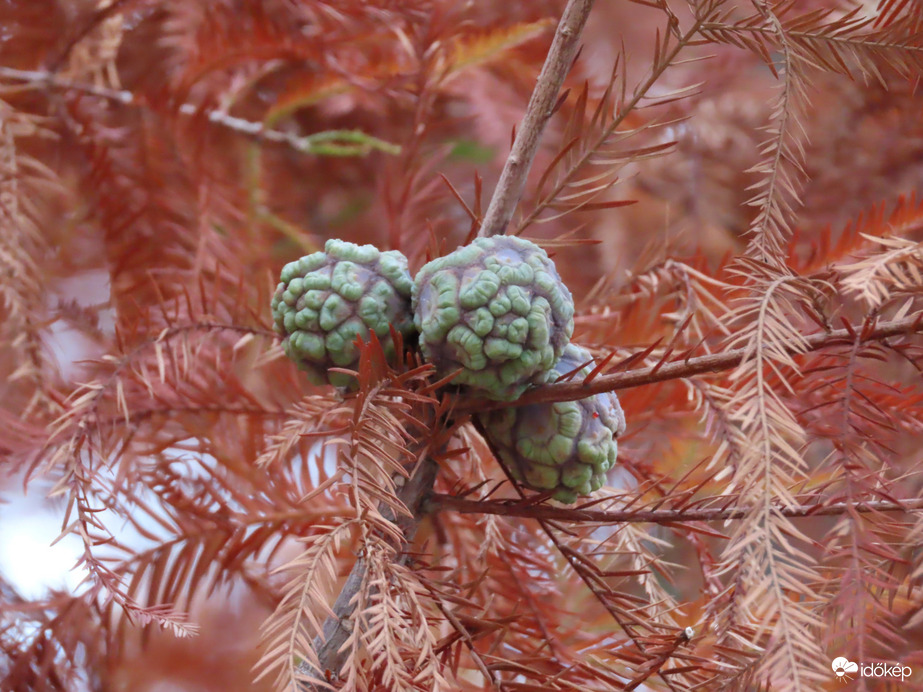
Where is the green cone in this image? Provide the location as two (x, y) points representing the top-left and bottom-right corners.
(479, 344), (626, 503)
(412, 236), (574, 400)
(271, 239), (414, 387)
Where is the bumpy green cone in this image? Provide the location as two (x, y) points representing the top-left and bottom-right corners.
(412, 236), (575, 400)
(271, 239), (414, 387)
(479, 344), (626, 503)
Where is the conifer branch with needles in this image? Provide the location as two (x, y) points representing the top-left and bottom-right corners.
(513, 8), (709, 235)
(308, 455), (440, 687)
(712, 1), (827, 683)
(4, 0), (923, 689)
(428, 494), (923, 524)
(461, 314), (923, 410)
(301, 1), (600, 682)
(477, 0), (596, 238)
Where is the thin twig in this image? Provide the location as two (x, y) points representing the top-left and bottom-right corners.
(420, 580), (501, 690)
(470, 414), (685, 692)
(477, 0), (596, 237)
(624, 630), (696, 691)
(428, 494), (923, 524)
(536, 517), (686, 692)
(460, 314), (923, 411)
(0, 66), (399, 156)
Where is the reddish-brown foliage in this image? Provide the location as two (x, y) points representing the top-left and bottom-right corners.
(2, 0), (923, 690)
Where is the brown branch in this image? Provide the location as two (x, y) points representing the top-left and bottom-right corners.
(459, 314), (923, 412)
(306, 455), (440, 689)
(624, 630), (695, 691)
(304, 2), (596, 683)
(477, 0), (595, 238)
(428, 494), (923, 524)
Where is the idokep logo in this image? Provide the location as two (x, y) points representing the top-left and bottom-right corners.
(831, 656), (912, 683)
(831, 657), (858, 682)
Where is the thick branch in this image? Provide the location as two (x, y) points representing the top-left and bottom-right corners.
(294, 2), (593, 683)
(306, 455), (439, 688)
(428, 494), (923, 524)
(460, 314), (923, 411)
(477, 0), (595, 237)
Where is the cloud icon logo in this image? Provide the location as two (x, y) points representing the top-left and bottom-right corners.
(832, 657), (859, 679)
